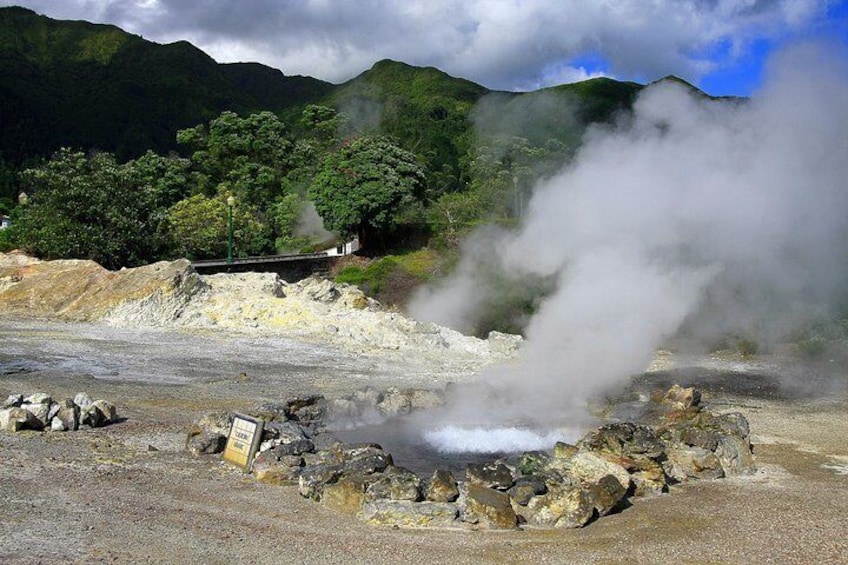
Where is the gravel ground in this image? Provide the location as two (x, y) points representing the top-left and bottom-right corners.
(1, 320), (847, 564)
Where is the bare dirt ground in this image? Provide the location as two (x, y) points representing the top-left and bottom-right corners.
(1, 320), (847, 565)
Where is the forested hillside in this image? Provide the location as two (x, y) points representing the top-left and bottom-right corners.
(0, 6), (333, 165)
(0, 5), (646, 318)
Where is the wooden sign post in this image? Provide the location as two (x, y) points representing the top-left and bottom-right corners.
(223, 414), (264, 471)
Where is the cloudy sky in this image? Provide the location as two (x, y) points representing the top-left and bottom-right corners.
(3, 0), (847, 95)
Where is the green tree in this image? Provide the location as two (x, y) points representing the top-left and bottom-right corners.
(176, 110), (295, 204)
(166, 194), (271, 260)
(177, 110), (332, 253)
(308, 136), (426, 251)
(124, 150), (192, 257)
(11, 149), (158, 268)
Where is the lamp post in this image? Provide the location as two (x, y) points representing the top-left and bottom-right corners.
(226, 195), (236, 264)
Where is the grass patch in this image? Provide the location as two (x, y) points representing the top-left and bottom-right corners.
(333, 249), (444, 308)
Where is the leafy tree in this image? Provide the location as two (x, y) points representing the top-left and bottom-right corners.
(269, 193), (311, 252)
(308, 136), (426, 251)
(124, 150), (192, 257)
(177, 110), (334, 253)
(166, 194), (271, 260)
(299, 104), (347, 148)
(426, 190), (486, 250)
(11, 149), (158, 268)
(176, 110), (295, 204)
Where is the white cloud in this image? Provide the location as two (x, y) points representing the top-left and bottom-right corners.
(0, 0), (832, 90)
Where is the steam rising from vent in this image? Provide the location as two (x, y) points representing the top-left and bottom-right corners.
(423, 426), (576, 454)
(410, 42), (848, 421)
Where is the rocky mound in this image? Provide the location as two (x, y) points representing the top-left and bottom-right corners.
(186, 384), (756, 530)
(0, 252), (203, 322)
(0, 253), (520, 365)
(1, 391), (119, 432)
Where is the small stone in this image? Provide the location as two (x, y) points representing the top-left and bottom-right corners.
(3, 394), (23, 408)
(21, 403), (49, 429)
(23, 392), (52, 405)
(74, 392), (94, 411)
(507, 476), (548, 506)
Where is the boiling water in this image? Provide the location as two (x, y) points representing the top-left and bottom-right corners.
(333, 418), (580, 476)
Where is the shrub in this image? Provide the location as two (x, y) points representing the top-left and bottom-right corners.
(736, 338), (759, 358)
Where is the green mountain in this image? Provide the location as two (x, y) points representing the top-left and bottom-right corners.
(0, 5), (656, 190)
(0, 6), (333, 163)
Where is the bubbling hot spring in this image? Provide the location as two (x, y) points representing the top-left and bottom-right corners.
(329, 386), (589, 475)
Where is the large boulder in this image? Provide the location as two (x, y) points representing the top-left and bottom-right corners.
(50, 399), (79, 432)
(466, 462), (514, 490)
(518, 485), (595, 529)
(578, 422), (665, 460)
(185, 412), (231, 456)
(366, 466), (422, 501)
(322, 476), (371, 515)
(82, 399), (117, 427)
(425, 469), (460, 503)
(459, 484), (518, 530)
(252, 452), (304, 485)
(298, 443), (393, 500)
(664, 443), (724, 481)
(552, 451), (632, 493)
(507, 476), (548, 506)
(0, 407), (40, 432)
(584, 474), (627, 516)
(359, 500), (459, 529)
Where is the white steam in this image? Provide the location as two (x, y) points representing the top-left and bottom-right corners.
(422, 425), (577, 454)
(410, 42), (848, 420)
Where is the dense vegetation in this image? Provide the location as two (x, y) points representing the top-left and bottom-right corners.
(0, 6), (645, 260)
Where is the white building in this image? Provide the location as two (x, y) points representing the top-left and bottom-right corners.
(0, 215), (10, 230)
(322, 237), (360, 257)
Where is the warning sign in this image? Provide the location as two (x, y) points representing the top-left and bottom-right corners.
(223, 414), (264, 471)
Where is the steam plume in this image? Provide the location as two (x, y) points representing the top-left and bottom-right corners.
(411, 41), (848, 422)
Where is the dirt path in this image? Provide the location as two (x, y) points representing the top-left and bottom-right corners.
(2, 321), (847, 564)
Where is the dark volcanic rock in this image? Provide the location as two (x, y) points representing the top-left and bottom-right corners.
(466, 462), (514, 490)
(507, 475), (548, 506)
